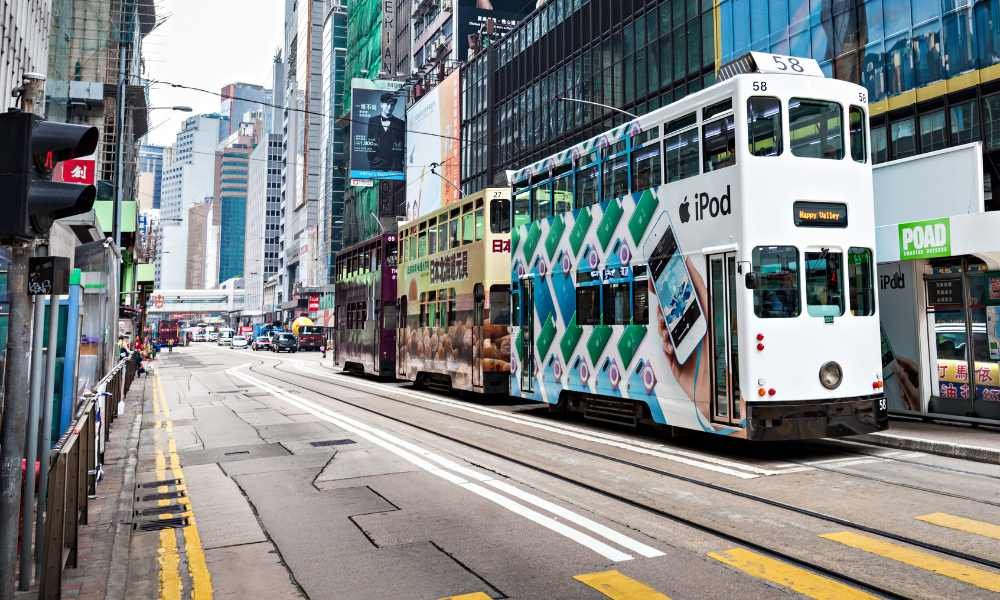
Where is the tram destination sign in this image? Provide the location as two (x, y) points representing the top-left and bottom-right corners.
(793, 201), (847, 227)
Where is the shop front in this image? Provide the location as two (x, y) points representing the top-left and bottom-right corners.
(875, 143), (1000, 424)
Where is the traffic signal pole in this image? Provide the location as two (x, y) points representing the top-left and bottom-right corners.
(18, 289), (46, 589)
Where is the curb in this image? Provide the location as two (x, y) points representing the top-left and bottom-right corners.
(851, 432), (1000, 465)
(103, 379), (145, 600)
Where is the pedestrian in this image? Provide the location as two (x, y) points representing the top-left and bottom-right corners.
(167, 338), (174, 353)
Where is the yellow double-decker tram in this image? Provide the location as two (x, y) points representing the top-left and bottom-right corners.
(397, 187), (512, 394)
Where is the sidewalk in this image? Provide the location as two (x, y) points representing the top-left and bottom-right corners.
(58, 373), (145, 600)
(853, 418), (1000, 464)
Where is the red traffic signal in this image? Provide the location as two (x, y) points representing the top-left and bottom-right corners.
(0, 111), (99, 239)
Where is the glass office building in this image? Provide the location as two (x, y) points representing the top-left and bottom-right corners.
(461, 0), (1000, 198)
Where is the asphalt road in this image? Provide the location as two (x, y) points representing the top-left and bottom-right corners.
(135, 343), (1000, 600)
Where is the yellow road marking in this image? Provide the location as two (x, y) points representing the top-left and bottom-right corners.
(573, 570), (671, 600)
(439, 593), (492, 600)
(916, 512), (1000, 541)
(821, 531), (1000, 593)
(708, 548), (876, 600)
(153, 371), (213, 600)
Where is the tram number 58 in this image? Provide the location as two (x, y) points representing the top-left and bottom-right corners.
(771, 55), (805, 73)
(752, 81), (767, 92)
(878, 398), (887, 412)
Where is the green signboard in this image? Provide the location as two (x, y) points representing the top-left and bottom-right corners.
(898, 217), (951, 261)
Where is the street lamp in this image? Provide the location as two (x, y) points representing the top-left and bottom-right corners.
(556, 96), (638, 119)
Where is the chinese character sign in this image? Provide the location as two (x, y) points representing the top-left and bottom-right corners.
(62, 158), (95, 185)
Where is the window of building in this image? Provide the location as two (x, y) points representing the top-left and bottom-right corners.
(747, 96), (782, 157)
(805, 250), (845, 318)
(850, 106), (867, 163)
(789, 98), (844, 159)
(871, 123), (888, 163)
(890, 116), (916, 159)
(702, 115), (736, 172)
(752, 246), (801, 318)
(848, 247), (875, 316)
(919, 109), (946, 153)
(949, 101), (978, 146)
(664, 127), (700, 182)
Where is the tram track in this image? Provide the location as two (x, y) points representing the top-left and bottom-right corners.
(241, 358), (1000, 597)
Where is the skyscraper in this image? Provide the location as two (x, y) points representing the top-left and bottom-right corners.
(319, 2), (348, 284)
(220, 82), (272, 136)
(215, 118), (261, 283)
(137, 144), (165, 209)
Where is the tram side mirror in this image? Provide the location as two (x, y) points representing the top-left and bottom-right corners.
(745, 272), (760, 289)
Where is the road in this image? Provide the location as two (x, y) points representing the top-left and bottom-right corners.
(131, 343), (1000, 600)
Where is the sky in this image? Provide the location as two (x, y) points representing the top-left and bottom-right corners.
(143, 0), (284, 146)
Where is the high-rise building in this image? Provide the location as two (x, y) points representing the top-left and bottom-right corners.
(319, 2), (348, 284)
(2, 0), (50, 110)
(221, 82), (273, 136)
(244, 133), (283, 321)
(277, 0), (326, 316)
(159, 113), (226, 289)
(137, 144), (165, 209)
(185, 198), (213, 289)
(215, 119), (261, 283)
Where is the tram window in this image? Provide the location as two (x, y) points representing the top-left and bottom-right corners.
(575, 165), (599, 208)
(428, 218), (437, 254)
(848, 247), (875, 316)
(419, 293), (427, 327)
(664, 127), (700, 182)
(535, 184), (552, 219)
(752, 246), (801, 318)
(511, 286), (521, 327)
(603, 282), (632, 325)
(399, 296), (407, 328)
(576, 272), (601, 325)
(703, 98), (732, 121)
(464, 211), (476, 241)
(437, 220), (447, 253)
(633, 267), (649, 325)
(850, 106), (867, 163)
(553, 174), (573, 214)
(475, 209), (484, 240)
(632, 143), (661, 192)
(450, 217), (459, 249)
(789, 98), (844, 160)
(490, 198), (510, 233)
(489, 285), (511, 325)
(418, 231), (427, 258)
(384, 305), (398, 330)
(664, 112), (697, 135)
(702, 115), (736, 172)
(447, 289), (457, 325)
(514, 189), (531, 229)
(427, 291), (438, 328)
(805, 250), (845, 318)
(747, 97), (782, 157)
(602, 154), (629, 201)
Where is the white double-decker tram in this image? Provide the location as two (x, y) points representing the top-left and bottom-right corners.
(508, 53), (888, 440)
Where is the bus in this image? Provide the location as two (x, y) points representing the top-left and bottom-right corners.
(507, 52), (887, 441)
(396, 188), (512, 394)
(157, 320), (180, 346)
(334, 232), (398, 377)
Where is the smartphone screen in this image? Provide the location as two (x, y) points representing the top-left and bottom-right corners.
(648, 227), (702, 347)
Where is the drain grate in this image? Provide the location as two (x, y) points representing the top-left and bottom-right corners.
(310, 439), (356, 447)
(135, 516), (189, 531)
(139, 490), (187, 502)
(224, 450), (250, 456)
(135, 503), (188, 516)
(138, 478), (182, 488)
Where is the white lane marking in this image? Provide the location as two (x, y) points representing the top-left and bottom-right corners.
(293, 363), (781, 479)
(228, 364), (657, 562)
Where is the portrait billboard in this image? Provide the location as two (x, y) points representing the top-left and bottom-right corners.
(457, 0), (529, 60)
(404, 70), (461, 220)
(350, 78), (405, 181)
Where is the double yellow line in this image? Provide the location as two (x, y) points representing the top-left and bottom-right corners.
(153, 372), (213, 600)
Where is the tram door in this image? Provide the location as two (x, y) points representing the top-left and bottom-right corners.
(708, 253), (741, 424)
(520, 278), (535, 393)
(473, 284), (484, 388)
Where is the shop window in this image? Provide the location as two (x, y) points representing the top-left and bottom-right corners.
(805, 251), (845, 318)
(703, 115), (736, 172)
(747, 96), (782, 157)
(848, 248), (875, 316)
(949, 101), (978, 146)
(789, 98), (844, 160)
(890, 117), (916, 159)
(850, 106), (867, 163)
(752, 246), (801, 318)
(919, 110), (946, 153)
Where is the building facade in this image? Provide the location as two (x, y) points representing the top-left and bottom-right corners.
(320, 2), (348, 284)
(185, 198), (212, 289)
(158, 113), (226, 289)
(2, 0), (50, 111)
(138, 144), (165, 209)
(221, 82), (273, 136)
(215, 119), (260, 283)
(244, 133), (283, 321)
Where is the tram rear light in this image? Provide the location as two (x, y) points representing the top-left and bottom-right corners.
(873, 380), (883, 390)
(756, 343), (765, 351)
(757, 387), (766, 397)
(768, 388), (776, 396)
(756, 333), (764, 341)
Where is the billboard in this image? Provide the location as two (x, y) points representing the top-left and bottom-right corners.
(457, 0), (529, 60)
(350, 78), (405, 181)
(404, 70), (461, 221)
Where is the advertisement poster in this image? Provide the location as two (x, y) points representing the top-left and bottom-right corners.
(405, 71), (461, 221)
(877, 262), (923, 412)
(457, 0), (530, 60)
(988, 306), (1000, 361)
(350, 79), (405, 181)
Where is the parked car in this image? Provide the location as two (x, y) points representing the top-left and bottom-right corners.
(272, 332), (298, 353)
(231, 335), (249, 349)
(251, 336), (271, 351)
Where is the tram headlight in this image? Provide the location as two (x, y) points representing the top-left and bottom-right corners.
(819, 361), (843, 390)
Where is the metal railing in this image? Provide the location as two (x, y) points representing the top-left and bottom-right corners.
(37, 356), (136, 600)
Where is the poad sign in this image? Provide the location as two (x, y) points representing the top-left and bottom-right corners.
(898, 217), (950, 261)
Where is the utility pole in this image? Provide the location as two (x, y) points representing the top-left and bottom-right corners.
(35, 285), (61, 569)
(18, 285), (45, 590)
(0, 73), (44, 600)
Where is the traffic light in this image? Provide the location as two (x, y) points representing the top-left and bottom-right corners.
(0, 111), (99, 239)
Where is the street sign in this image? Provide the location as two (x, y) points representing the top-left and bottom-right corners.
(28, 256), (70, 295)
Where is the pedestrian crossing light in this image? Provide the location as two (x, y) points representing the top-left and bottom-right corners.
(0, 110), (99, 239)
